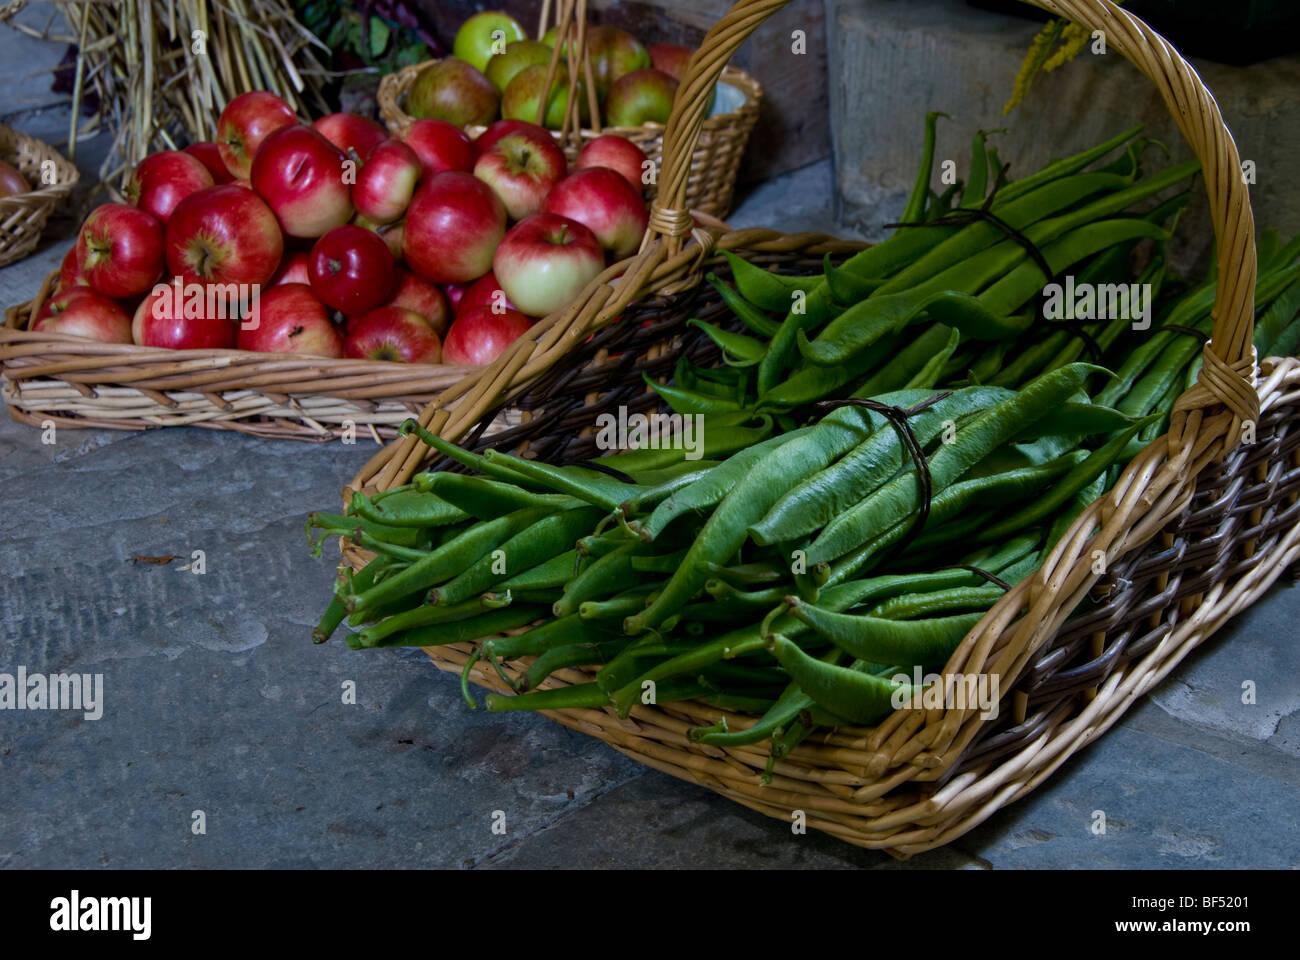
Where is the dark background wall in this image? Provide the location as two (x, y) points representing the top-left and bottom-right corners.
(412, 0), (831, 184)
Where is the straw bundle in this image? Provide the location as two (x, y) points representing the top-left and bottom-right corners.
(5, 0), (333, 193)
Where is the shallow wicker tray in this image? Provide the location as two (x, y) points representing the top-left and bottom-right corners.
(0, 124), (78, 268)
(338, 0), (1278, 854)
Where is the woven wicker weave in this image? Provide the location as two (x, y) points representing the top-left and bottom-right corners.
(339, 0), (1280, 854)
(375, 0), (762, 219)
(0, 124), (78, 268)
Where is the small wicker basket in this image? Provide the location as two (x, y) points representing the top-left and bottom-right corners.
(340, 0), (1283, 855)
(0, 124), (79, 268)
(375, 0), (762, 221)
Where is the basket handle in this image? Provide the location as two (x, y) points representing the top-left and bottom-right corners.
(650, 0), (1259, 429)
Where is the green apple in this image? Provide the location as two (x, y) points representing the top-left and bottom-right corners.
(407, 58), (500, 127)
(588, 26), (650, 100)
(454, 11), (527, 73)
(604, 68), (677, 127)
(485, 40), (555, 94)
(503, 64), (586, 130)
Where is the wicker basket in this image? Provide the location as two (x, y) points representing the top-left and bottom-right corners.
(341, 0), (1276, 855)
(0, 124), (78, 268)
(375, 1), (762, 220)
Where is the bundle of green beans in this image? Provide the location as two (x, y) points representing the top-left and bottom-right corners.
(308, 119), (1300, 771)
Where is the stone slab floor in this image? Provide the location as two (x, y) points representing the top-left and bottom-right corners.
(1, 6), (1296, 869)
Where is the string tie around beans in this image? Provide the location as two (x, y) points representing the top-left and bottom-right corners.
(813, 391), (950, 559)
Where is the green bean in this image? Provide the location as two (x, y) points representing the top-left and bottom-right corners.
(720, 251), (819, 314)
(865, 585), (1007, 620)
(823, 255), (882, 304)
(344, 605), (545, 650)
(346, 507), (552, 616)
(907, 327), (961, 388)
(579, 588), (658, 621)
(313, 557), (387, 644)
(418, 472), (577, 521)
(788, 600), (985, 670)
(629, 399), (941, 634)
(496, 549), (581, 592)
(760, 331), (903, 408)
(1254, 275), (1300, 357)
(636, 427), (813, 541)
(960, 129), (992, 208)
(485, 676), (710, 713)
(306, 512), (423, 549)
(765, 634), (912, 724)
(687, 318), (766, 366)
(975, 413), (1158, 543)
(430, 506), (605, 607)
(522, 637), (631, 691)
(706, 270), (782, 337)
(350, 489), (469, 528)
(901, 111), (947, 224)
(554, 542), (642, 617)
(643, 374), (745, 416)
(874, 171), (1131, 298)
(753, 385), (1014, 546)
(354, 594), (501, 648)
(1013, 402), (1135, 441)
(809, 363), (1100, 565)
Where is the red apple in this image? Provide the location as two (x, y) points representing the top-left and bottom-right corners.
(271, 250), (311, 286)
(543, 167), (648, 258)
(493, 213), (604, 317)
(473, 126), (567, 221)
(308, 224), (395, 316)
(344, 306), (442, 363)
(386, 268), (449, 336)
(443, 282), (468, 312)
(576, 136), (649, 192)
(403, 171), (506, 285)
(132, 280), (237, 349)
(58, 246), (87, 291)
(353, 139), (421, 224)
(0, 159), (31, 197)
(183, 141), (235, 184)
(472, 119), (538, 157)
(250, 124), (354, 238)
(165, 184), (284, 287)
(406, 58), (499, 128)
(216, 90), (297, 178)
(402, 119), (475, 175)
(126, 150), (215, 223)
(604, 69), (678, 127)
(313, 112), (387, 162)
(75, 203), (165, 299)
(648, 43), (692, 82)
(457, 270), (519, 317)
(32, 288), (132, 343)
(442, 305), (531, 366)
(236, 282), (343, 357)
